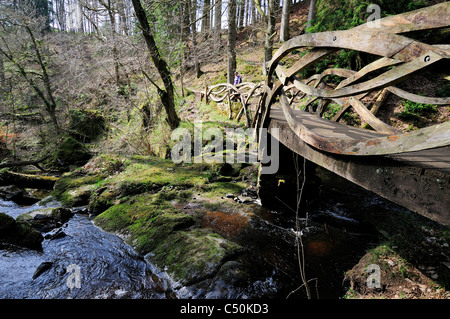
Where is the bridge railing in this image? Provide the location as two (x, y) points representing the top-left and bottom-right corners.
(199, 82), (268, 128)
(199, 3), (450, 156)
(263, 2), (450, 156)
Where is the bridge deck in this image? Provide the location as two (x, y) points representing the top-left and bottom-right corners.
(269, 107), (450, 173)
(267, 108), (450, 226)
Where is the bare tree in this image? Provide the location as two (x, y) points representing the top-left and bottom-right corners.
(0, 7), (61, 134)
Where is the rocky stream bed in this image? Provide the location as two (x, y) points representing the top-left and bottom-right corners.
(1, 154), (449, 299)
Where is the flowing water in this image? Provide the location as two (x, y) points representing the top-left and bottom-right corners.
(0, 199), (166, 299)
(0, 169), (392, 299)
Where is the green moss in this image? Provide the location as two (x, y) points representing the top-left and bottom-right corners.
(68, 109), (106, 142)
(93, 193), (195, 254)
(52, 175), (99, 206)
(201, 181), (247, 198)
(0, 212), (43, 249)
(148, 228), (242, 285)
(55, 136), (91, 166)
(53, 153), (251, 285)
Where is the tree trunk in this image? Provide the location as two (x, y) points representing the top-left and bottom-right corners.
(264, 0), (276, 69)
(238, 0), (245, 30)
(77, 0), (84, 33)
(306, 0), (316, 31)
(131, 0), (180, 130)
(117, 0), (128, 35)
(227, 0), (237, 85)
(56, 0), (66, 31)
(188, 0), (202, 78)
(105, 1), (121, 89)
(202, 0), (211, 32)
(0, 171), (59, 190)
(214, 0), (222, 49)
(280, 0), (290, 42)
(25, 26), (61, 134)
(0, 52), (5, 88)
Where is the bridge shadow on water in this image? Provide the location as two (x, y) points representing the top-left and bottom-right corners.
(253, 142), (449, 298)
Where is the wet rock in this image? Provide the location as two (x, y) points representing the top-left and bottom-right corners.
(0, 185), (40, 206)
(32, 262), (53, 280)
(44, 228), (67, 241)
(71, 206), (89, 214)
(17, 207), (73, 233)
(225, 193), (234, 198)
(0, 212), (44, 250)
(146, 228), (243, 286)
(51, 207), (72, 223)
(234, 196), (253, 204)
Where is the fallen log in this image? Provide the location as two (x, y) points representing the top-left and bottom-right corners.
(0, 171), (59, 190)
(0, 156), (49, 171)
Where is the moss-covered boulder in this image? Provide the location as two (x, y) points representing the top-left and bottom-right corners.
(93, 192), (196, 251)
(0, 212), (44, 249)
(148, 228), (242, 285)
(52, 174), (99, 206)
(55, 136), (91, 168)
(93, 191), (243, 286)
(68, 109), (106, 143)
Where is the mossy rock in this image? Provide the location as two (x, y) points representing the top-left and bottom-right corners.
(147, 228), (243, 285)
(52, 175), (99, 206)
(93, 192), (195, 245)
(68, 109), (106, 143)
(51, 207), (73, 223)
(0, 212), (43, 250)
(16, 207), (73, 232)
(88, 186), (121, 215)
(55, 136), (91, 167)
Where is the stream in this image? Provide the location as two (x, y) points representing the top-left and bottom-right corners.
(0, 168), (397, 299)
(0, 198), (166, 299)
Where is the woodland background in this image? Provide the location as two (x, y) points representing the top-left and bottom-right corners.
(0, 0), (444, 168)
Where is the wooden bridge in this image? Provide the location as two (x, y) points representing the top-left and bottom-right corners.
(199, 3), (450, 226)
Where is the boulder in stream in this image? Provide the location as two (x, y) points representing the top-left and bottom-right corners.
(17, 207), (73, 232)
(0, 212), (44, 250)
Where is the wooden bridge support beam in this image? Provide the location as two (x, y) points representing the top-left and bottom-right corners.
(269, 120), (450, 227)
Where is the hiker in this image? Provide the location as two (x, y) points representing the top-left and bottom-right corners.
(234, 71), (242, 85)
